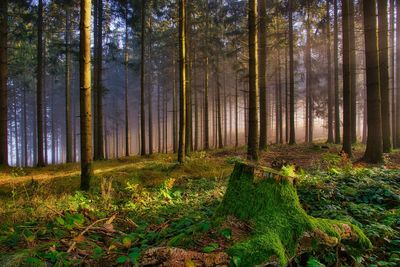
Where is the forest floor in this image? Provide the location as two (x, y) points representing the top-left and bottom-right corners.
(0, 144), (399, 266)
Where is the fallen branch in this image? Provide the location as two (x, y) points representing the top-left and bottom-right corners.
(67, 215), (116, 253)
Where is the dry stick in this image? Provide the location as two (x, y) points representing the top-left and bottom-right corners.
(67, 216), (114, 253)
(44, 204), (64, 217)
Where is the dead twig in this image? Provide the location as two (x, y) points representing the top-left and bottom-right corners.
(67, 215), (116, 253)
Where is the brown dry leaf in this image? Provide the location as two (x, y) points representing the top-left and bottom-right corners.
(103, 214), (117, 233)
(104, 223), (115, 233)
(73, 234), (85, 243)
(105, 214), (117, 225)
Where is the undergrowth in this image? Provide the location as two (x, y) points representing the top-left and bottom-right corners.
(0, 147), (399, 266)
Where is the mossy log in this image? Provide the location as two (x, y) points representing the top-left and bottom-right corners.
(218, 162), (371, 266)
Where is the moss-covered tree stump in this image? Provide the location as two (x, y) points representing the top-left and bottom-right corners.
(218, 162), (371, 266)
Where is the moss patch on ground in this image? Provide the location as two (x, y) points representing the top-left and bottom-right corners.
(218, 162), (371, 266)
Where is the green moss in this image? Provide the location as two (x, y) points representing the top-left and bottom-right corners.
(218, 162), (371, 266)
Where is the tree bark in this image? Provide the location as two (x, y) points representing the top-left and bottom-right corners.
(258, 0), (267, 150)
(216, 56), (223, 149)
(94, 0), (104, 160)
(326, 0), (334, 143)
(51, 77), (55, 164)
(378, 0), (391, 152)
(288, 0), (296, 145)
(23, 88), (27, 166)
(0, 0), (8, 166)
(185, 6), (192, 155)
(285, 45), (289, 144)
(363, 0), (383, 163)
(80, 0), (93, 190)
(158, 78), (161, 153)
(194, 51), (199, 151)
(37, 0), (45, 167)
(391, 0), (396, 147)
(204, 56), (209, 150)
(247, 0), (259, 160)
(235, 70), (239, 148)
(13, 90), (19, 166)
(334, 0), (341, 144)
(349, 1), (357, 144)
(305, 2), (313, 143)
(278, 51), (283, 144)
(140, 0), (146, 156)
(124, 2), (130, 157)
(148, 31), (153, 156)
(342, 0), (352, 157)
(396, 0), (400, 147)
(65, 6), (73, 163)
(223, 62), (227, 147)
(178, 0), (187, 163)
(173, 51), (178, 153)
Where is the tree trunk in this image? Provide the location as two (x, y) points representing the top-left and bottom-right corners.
(285, 45), (289, 144)
(51, 77), (55, 164)
(185, 7), (192, 155)
(244, 84), (248, 145)
(247, 0), (259, 160)
(164, 82), (168, 153)
(235, 70), (239, 148)
(349, 1), (357, 144)
(73, 99), (77, 161)
(147, 20), (153, 156)
(80, 0), (93, 191)
(194, 75), (199, 151)
(92, 0), (98, 157)
(391, 0), (396, 147)
(65, 6), (73, 163)
(275, 62), (279, 144)
(378, 0), (391, 152)
(223, 63), (227, 147)
(288, 0), (296, 145)
(342, 0), (352, 157)
(396, 0), (400, 147)
(326, 0), (334, 143)
(32, 98), (37, 164)
(140, 0), (146, 156)
(37, 0), (45, 167)
(94, 0), (104, 160)
(23, 88), (27, 166)
(305, 3), (312, 143)
(216, 56), (223, 149)
(43, 37), (48, 165)
(0, 0), (8, 166)
(158, 78), (161, 153)
(124, 2), (130, 157)
(116, 119), (119, 158)
(178, 0), (187, 163)
(203, 4), (209, 151)
(362, 89), (367, 144)
(278, 51), (283, 144)
(204, 56), (209, 150)
(334, 0), (341, 144)
(13, 90), (19, 166)
(363, 0), (383, 163)
(229, 87), (232, 146)
(258, 0), (267, 150)
(173, 52), (178, 153)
